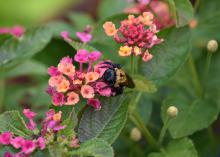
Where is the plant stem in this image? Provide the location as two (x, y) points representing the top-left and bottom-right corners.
(131, 55), (134, 74)
(208, 126), (216, 151)
(188, 54), (203, 97)
(0, 79), (5, 113)
(158, 117), (170, 145)
(195, 0), (200, 12)
(203, 53), (212, 83)
(131, 111), (159, 150)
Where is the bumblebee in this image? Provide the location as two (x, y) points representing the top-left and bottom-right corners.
(99, 61), (135, 95)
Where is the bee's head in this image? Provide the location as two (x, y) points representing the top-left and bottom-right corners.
(116, 69), (127, 83)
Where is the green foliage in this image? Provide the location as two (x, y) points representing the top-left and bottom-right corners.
(148, 138), (198, 157)
(0, 26), (52, 72)
(161, 95), (219, 138)
(0, 111), (32, 138)
(69, 139), (114, 157)
(78, 95), (130, 144)
(141, 26), (191, 85)
(132, 75), (157, 93)
(68, 40), (98, 52)
(172, 0), (194, 27)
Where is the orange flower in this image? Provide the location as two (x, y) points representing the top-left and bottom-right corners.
(103, 22), (117, 36)
(73, 79), (82, 85)
(133, 46), (142, 56)
(81, 85), (95, 99)
(139, 12), (154, 26)
(119, 46), (132, 56)
(56, 79), (70, 93)
(65, 92), (79, 105)
(58, 62), (75, 77)
(53, 111), (62, 121)
(85, 72), (100, 83)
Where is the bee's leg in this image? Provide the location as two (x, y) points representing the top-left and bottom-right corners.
(113, 86), (124, 95)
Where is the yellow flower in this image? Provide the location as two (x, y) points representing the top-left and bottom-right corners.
(133, 46), (142, 56)
(139, 12), (154, 26)
(103, 21), (117, 36)
(118, 46), (132, 56)
(53, 111), (62, 121)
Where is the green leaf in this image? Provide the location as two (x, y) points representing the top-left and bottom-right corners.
(78, 95), (130, 144)
(0, 60), (47, 79)
(161, 95), (219, 138)
(48, 144), (65, 157)
(47, 21), (76, 38)
(0, 111), (32, 138)
(0, 26), (52, 72)
(69, 139), (114, 157)
(172, 0), (194, 27)
(148, 138), (198, 157)
(141, 26), (191, 86)
(132, 75), (157, 93)
(58, 108), (77, 138)
(68, 40), (98, 52)
(98, 0), (131, 20)
(69, 12), (94, 30)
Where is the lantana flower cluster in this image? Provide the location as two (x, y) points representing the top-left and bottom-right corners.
(0, 25), (25, 38)
(103, 12), (163, 62)
(0, 109), (79, 157)
(124, 0), (175, 29)
(47, 50), (116, 110)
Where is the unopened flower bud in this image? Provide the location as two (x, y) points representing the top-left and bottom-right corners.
(167, 106), (178, 118)
(207, 40), (218, 53)
(130, 127), (141, 141)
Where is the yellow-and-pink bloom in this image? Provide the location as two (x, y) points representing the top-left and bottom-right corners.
(103, 12), (163, 62)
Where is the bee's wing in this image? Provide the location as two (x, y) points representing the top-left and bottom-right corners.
(123, 73), (135, 88)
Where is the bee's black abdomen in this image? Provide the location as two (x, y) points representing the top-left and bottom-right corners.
(102, 69), (116, 86)
(113, 86), (124, 95)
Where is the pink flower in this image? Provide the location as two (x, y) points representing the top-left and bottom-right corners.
(36, 137), (45, 150)
(88, 51), (102, 62)
(0, 25), (25, 38)
(48, 66), (61, 76)
(23, 109), (36, 119)
(142, 50), (153, 62)
(94, 61), (110, 76)
(96, 82), (112, 97)
(4, 152), (14, 157)
(52, 92), (65, 106)
(74, 49), (89, 63)
(76, 32), (92, 43)
(81, 85), (95, 99)
(70, 137), (80, 148)
(10, 26), (25, 38)
(65, 92), (80, 105)
(0, 132), (12, 145)
(21, 140), (36, 154)
(61, 31), (73, 42)
(87, 99), (101, 110)
(57, 62), (75, 77)
(10, 137), (25, 149)
(26, 119), (36, 131)
(60, 56), (72, 64)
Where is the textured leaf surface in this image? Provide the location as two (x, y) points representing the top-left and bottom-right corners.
(0, 111), (32, 138)
(0, 26), (52, 72)
(69, 139), (114, 157)
(48, 144), (64, 157)
(161, 95), (219, 138)
(132, 75), (157, 93)
(148, 138), (198, 157)
(141, 27), (191, 86)
(78, 95), (129, 144)
(173, 0), (194, 27)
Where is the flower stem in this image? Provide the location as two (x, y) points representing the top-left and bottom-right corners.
(203, 53), (213, 83)
(130, 55), (134, 74)
(158, 117), (170, 145)
(188, 54), (203, 97)
(131, 111), (159, 150)
(0, 79), (5, 113)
